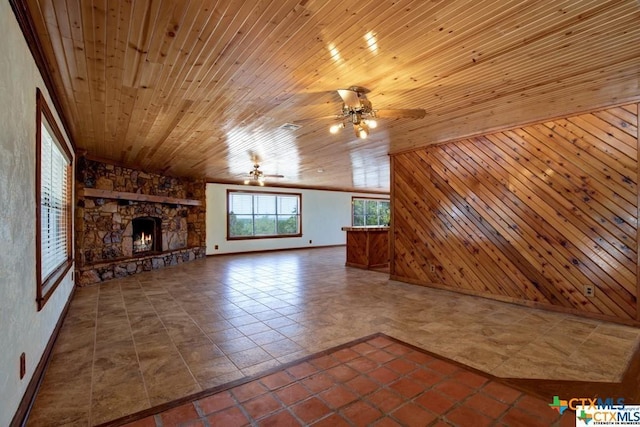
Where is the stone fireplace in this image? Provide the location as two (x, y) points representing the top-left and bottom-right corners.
(75, 157), (206, 285)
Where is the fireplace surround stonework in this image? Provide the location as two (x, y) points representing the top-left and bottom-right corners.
(75, 158), (206, 285)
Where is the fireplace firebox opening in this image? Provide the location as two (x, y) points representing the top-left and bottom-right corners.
(132, 217), (162, 254)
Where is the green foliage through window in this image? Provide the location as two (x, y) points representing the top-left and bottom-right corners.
(228, 191), (301, 238)
(352, 198), (390, 226)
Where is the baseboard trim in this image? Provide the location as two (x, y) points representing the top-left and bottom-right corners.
(206, 244), (345, 257)
(10, 285), (76, 427)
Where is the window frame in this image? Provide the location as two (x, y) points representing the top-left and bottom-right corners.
(36, 88), (73, 311)
(351, 196), (391, 227)
(227, 190), (302, 240)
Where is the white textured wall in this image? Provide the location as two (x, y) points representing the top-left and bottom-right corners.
(206, 183), (386, 254)
(0, 3), (75, 425)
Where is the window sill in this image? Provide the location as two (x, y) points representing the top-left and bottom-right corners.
(227, 233), (303, 241)
(38, 259), (73, 311)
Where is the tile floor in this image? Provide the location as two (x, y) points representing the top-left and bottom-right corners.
(114, 335), (573, 427)
(27, 247), (640, 426)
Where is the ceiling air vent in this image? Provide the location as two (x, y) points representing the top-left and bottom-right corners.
(280, 123), (302, 131)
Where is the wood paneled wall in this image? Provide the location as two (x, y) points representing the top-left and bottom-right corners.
(391, 103), (639, 324)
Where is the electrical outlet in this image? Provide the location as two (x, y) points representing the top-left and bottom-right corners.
(309, 240), (312, 244)
(214, 245), (219, 250)
(584, 285), (595, 297)
(430, 264), (436, 273)
(20, 353), (25, 379)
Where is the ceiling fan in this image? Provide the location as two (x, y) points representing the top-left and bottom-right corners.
(244, 163), (284, 186)
(329, 86), (426, 139)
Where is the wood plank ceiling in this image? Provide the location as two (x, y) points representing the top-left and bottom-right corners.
(21, 0), (640, 192)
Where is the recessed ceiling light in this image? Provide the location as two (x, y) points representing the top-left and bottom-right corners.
(317, 168), (324, 173)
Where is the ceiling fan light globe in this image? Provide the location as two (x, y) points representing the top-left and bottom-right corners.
(365, 119), (377, 129)
(358, 127), (368, 139)
(329, 124), (341, 134)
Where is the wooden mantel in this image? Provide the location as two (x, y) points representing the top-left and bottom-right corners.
(79, 188), (203, 206)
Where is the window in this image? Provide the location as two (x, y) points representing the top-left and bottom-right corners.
(228, 190), (301, 239)
(36, 89), (73, 310)
(352, 197), (390, 226)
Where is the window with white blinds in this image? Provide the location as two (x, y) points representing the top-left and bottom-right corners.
(36, 89), (73, 310)
(40, 121), (70, 280)
(227, 190), (301, 239)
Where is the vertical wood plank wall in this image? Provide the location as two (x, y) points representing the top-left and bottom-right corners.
(391, 103), (639, 324)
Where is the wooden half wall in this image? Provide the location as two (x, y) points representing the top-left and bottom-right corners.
(390, 103), (639, 324)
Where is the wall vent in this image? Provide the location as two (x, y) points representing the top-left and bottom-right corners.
(280, 123), (301, 131)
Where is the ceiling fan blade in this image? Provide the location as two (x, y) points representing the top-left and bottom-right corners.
(375, 109), (427, 119)
(264, 174), (285, 178)
(337, 89), (362, 109)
